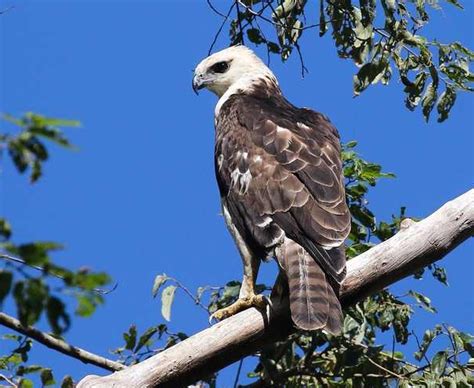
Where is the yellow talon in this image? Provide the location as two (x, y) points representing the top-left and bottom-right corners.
(209, 294), (269, 323)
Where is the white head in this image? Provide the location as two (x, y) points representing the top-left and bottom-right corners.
(192, 46), (277, 97)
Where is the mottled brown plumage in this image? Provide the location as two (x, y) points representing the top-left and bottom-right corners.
(193, 46), (350, 334)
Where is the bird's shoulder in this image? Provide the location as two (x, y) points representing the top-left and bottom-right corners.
(217, 91), (340, 146)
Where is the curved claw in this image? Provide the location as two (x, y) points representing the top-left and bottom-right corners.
(208, 294), (270, 325)
(209, 307), (231, 325)
(209, 313), (216, 325)
(263, 295), (273, 310)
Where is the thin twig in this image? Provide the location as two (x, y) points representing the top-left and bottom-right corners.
(235, 1), (245, 45)
(0, 373), (17, 388)
(0, 253), (117, 295)
(208, 2), (236, 55)
(412, 330), (432, 366)
(391, 334), (396, 370)
(0, 312), (125, 372)
(206, 0), (227, 18)
(294, 42), (308, 77)
(252, 5), (271, 65)
(170, 277), (209, 313)
(366, 356), (405, 380)
(401, 350), (466, 378)
(374, 27), (419, 58)
(233, 357), (244, 388)
(237, 0), (322, 31)
(443, 323), (458, 364)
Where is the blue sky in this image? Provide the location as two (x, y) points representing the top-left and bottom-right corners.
(0, 0), (473, 386)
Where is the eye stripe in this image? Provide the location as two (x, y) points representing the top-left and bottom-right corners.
(211, 61), (229, 73)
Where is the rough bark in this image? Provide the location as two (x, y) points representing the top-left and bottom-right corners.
(77, 189), (474, 388)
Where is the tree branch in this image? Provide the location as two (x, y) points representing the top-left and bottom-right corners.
(73, 189), (473, 386)
(0, 312), (125, 372)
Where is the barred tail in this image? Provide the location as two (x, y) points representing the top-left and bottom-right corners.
(276, 238), (343, 334)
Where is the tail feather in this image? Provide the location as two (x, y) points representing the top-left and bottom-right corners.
(277, 237), (343, 334)
(324, 279), (343, 335)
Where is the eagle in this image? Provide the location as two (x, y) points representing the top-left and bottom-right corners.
(193, 46), (350, 334)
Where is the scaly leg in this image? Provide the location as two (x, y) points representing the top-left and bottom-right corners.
(210, 204), (268, 322)
(211, 254), (266, 321)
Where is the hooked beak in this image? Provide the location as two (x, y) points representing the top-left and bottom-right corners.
(192, 73), (210, 95)
(192, 74), (202, 95)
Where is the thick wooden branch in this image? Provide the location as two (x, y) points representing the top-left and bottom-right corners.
(77, 189), (474, 388)
(0, 312), (125, 372)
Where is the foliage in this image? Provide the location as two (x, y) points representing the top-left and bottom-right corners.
(151, 142), (473, 387)
(0, 114), (112, 386)
(1, 3), (472, 386)
(0, 334), (73, 388)
(208, 0), (473, 122)
(0, 117), (470, 385)
(1, 113), (79, 183)
(111, 324), (189, 366)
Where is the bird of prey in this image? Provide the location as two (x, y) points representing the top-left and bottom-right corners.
(193, 46), (350, 334)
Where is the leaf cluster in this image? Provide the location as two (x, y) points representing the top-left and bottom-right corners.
(0, 114), (112, 387)
(111, 324), (188, 366)
(210, 0), (473, 121)
(1, 113), (79, 182)
(0, 334), (74, 388)
(0, 225), (111, 335)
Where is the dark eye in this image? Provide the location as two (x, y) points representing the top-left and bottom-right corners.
(211, 61), (229, 73)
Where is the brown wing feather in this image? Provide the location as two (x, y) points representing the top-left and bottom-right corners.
(216, 93), (350, 284)
(215, 91), (350, 333)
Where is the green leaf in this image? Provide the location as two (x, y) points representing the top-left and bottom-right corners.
(247, 28), (264, 44)
(272, 0), (297, 19)
(266, 42), (280, 54)
(319, 0), (327, 37)
(72, 271), (110, 290)
(16, 365), (43, 376)
(13, 279), (48, 326)
(437, 85), (457, 122)
(61, 376), (74, 388)
(26, 113), (80, 128)
(46, 296), (71, 335)
(431, 351), (448, 377)
(0, 270), (13, 305)
(404, 72), (428, 110)
(431, 265), (448, 285)
(12, 338), (32, 362)
(350, 205), (376, 228)
(11, 241), (64, 266)
(457, 331), (474, 356)
(0, 218), (12, 240)
(76, 295), (95, 317)
(408, 290), (437, 313)
(415, 327), (441, 361)
(290, 20), (302, 44)
(134, 326), (159, 353)
(222, 281), (241, 299)
(161, 285), (177, 322)
(19, 378), (34, 388)
(29, 126), (76, 150)
(123, 325), (137, 351)
(353, 60), (388, 95)
(422, 83), (438, 122)
(40, 368), (56, 386)
(344, 140), (358, 149)
(152, 274), (168, 298)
